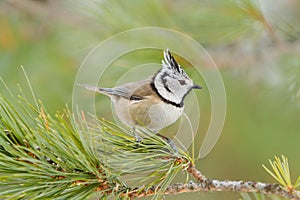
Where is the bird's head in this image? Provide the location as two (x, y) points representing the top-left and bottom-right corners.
(153, 49), (201, 106)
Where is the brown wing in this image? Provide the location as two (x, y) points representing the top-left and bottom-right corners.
(131, 82), (157, 98)
(114, 77), (159, 101)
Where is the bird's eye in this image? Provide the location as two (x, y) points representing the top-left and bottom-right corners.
(130, 95), (143, 101)
(178, 80), (186, 85)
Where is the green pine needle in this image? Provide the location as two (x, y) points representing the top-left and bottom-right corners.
(0, 89), (191, 199)
(262, 155), (299, 192)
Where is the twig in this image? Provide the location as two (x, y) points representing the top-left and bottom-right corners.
(125, 164), (300, 199)
(186, 163), (208, 183)
(127, 180), (300, 199)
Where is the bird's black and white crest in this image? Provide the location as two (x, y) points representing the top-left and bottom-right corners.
(152, 49), (199, 107)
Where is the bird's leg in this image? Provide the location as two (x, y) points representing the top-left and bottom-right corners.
(132, 127), (143, 144)
(156, 133), (178, 153)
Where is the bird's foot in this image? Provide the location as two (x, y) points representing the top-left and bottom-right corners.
(132, 128), (143, 148)
(134, 132), (143, 143)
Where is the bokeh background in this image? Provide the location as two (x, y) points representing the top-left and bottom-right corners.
(1, 0), (299, 199)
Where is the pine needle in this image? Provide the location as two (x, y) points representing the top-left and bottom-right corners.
(262, 155), (299, 192)
(0, 87), (191, 199)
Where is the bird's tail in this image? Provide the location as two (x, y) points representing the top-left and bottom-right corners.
(77, 83), (115, 96)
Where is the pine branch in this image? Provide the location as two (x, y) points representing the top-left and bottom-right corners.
(0, 91), (299, 199)
(0, 92), (191, 199)
(125, 164), (300, 199)
(126, 180), (300, 199)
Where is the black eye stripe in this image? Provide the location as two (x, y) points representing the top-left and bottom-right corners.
(178, 80), (186, 85)
(161, 72), (172, 92)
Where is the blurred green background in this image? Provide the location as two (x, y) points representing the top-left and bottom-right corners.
(1, 0), (300, 199)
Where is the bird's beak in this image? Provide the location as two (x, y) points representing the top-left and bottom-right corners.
(192, 84), (202, 89)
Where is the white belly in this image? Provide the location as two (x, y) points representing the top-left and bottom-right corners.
(147, 102), (183, 131)
(113, 98), (183, 132)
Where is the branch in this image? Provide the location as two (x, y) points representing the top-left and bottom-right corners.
(125, 165), (300, 199)
(1, 93), (299, 199)
(127, 181), (300, 199)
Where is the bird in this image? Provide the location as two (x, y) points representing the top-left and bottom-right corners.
(79, 49), (201, 146)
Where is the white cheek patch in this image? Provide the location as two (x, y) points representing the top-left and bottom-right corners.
(164, 76), (185, 99)
(155, 77), (181, 104)
(168, 77), (181, 90)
